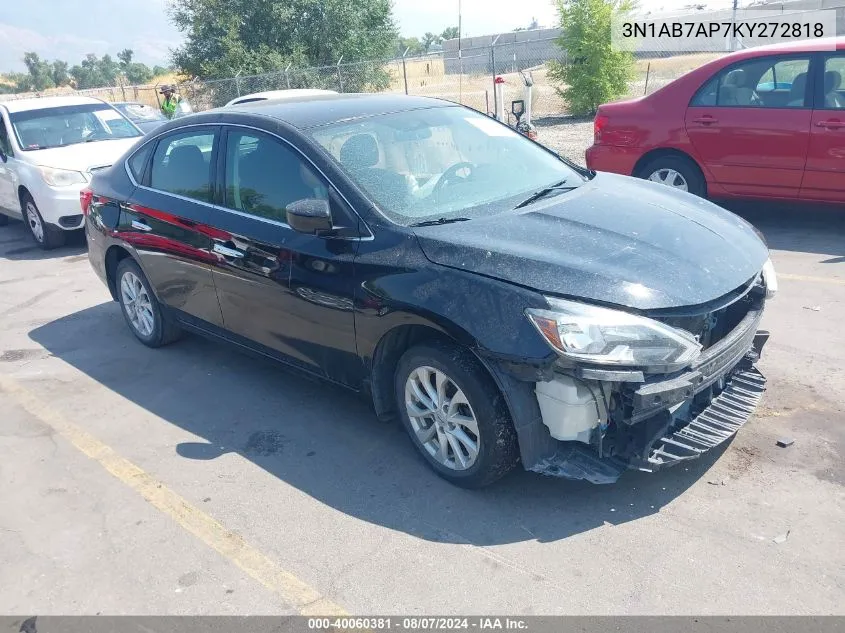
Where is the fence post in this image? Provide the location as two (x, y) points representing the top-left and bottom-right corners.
(284, 63), (291, 89)
(643, 62), (651, 96)
(491, 35), (500, 119)
(401, 47), (410, 95)
(235, 70), (242, 96)
(336, 56), (344, 92)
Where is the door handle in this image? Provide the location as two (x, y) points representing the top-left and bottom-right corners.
(816, 120), (845, 129)
(692, 116), (718, 125)
(131, 219), (152, 232)
(213, 243), (245, 258)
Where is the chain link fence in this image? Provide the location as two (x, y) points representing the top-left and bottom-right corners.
(6, 0), (842, 119)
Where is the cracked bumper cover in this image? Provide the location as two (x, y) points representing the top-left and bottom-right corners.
(521, 307), (769, 484)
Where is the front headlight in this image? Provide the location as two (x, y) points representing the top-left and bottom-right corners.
(526, 297), (702, 370)
(38, 166), (88, 187)
(762, 257), (778, 299)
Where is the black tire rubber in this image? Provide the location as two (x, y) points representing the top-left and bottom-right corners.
(636, 154), (706, 198)
(115, 258), (182, 348)
(21, 193), (65, 250)
(0, 213), (9, 226)
(394, 340), (520, 488)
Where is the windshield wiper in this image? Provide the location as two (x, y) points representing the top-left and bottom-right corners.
(514, 179), (577, 209)
(409, 217), (471, 227)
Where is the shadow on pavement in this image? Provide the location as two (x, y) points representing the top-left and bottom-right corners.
(722, 200), (845, 262)
(0, 221), (87, 261)
(29, 302), (729, 546)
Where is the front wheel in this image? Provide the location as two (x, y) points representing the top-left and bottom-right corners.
(116, 258), (181, 348)
(394, 341), (519, 488)
(636, 155), (705, 198)
(22, 194), (64, 250)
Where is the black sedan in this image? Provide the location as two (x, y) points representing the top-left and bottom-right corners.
(83, 93), (776, 488)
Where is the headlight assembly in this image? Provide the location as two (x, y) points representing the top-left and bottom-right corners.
(526, 297), (701, 371)
(762, 257), (778, 299)
(38, 166), (88, 187)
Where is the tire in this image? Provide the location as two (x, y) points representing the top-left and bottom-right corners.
(637, 155), (705, 198)
(394, 341), (519, 488)
(21, 193), (65, 250)
(0, 213), (9, 227)
(115, 258), (182, 348)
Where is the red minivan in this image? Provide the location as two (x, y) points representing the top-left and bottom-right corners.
(586, 38), (845, 204)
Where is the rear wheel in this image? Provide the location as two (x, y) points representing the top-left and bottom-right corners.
(116, 258), (181, 347)
(637, 155), (705, 198)
(22, 193), (64, 249)
(394, 341), (519, 488)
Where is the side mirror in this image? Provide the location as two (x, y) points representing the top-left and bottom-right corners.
(286, 198), (332, 235)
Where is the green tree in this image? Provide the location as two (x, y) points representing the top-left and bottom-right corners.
(548, 0), (635, 116)
(422, 32), (441, 52)
(398, 36), (423, 56)
(440, 26), (459, 40)
(97, 54), (120, 85)
(118, 49), (134, 66)
(21, 52), (55, 91)
(169, 0), (397, 88)
(71, 53), (105, 88)
(50, 60), (70, 86)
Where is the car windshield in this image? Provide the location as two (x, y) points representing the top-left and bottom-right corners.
(9, 103), (141, 151)
(117, 103), (167, 122)
(310, 106), (584, 225)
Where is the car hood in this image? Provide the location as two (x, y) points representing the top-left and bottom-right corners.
(412, 172), (768, 311)
(24, 137), (141, 172)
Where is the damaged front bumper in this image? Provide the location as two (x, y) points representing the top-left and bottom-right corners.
(522, 304), (769, 484)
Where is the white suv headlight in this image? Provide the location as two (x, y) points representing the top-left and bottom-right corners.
(38, 166), (88, 187)
(527, 297), (702, 370)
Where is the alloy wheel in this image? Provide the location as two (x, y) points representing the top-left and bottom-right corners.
(120, 271), (156, 338)
(404, 366), (480, 471)
(647, 168), (689, 191)
(26, 202), (44, 243)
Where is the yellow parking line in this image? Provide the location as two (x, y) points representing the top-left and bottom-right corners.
(0, 374), (347, 617)
(780, 273), (845, 286)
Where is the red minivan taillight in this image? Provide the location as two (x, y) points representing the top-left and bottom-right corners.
(593, 113), (609, 144)
(80, 187), (93, 215)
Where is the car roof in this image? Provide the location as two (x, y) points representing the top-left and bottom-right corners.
(0, 95), (107, 113)
(725, 36), (845, 60)
(225, 89), (338, 107)
(224, 93), (456, 129)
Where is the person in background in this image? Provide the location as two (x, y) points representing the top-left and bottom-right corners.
(159, 85), (183, 119)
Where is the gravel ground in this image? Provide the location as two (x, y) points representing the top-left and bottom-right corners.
(534, 117), (594, 166)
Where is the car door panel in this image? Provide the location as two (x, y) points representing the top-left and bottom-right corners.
(801, 54), (845, 202)
(210, 127), (362, 386)
(117, 126), (224, 328)
(685, 55), (813, 199)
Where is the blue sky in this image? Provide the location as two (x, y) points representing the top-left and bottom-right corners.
(1, 0), (733, 72)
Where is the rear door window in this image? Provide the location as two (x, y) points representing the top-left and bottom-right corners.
(691, 56), (811, 108)
(149, 130), (217, 202)
(818, 55), (845, 109)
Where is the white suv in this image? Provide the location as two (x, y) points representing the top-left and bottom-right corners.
(0, 96), (143, 249)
